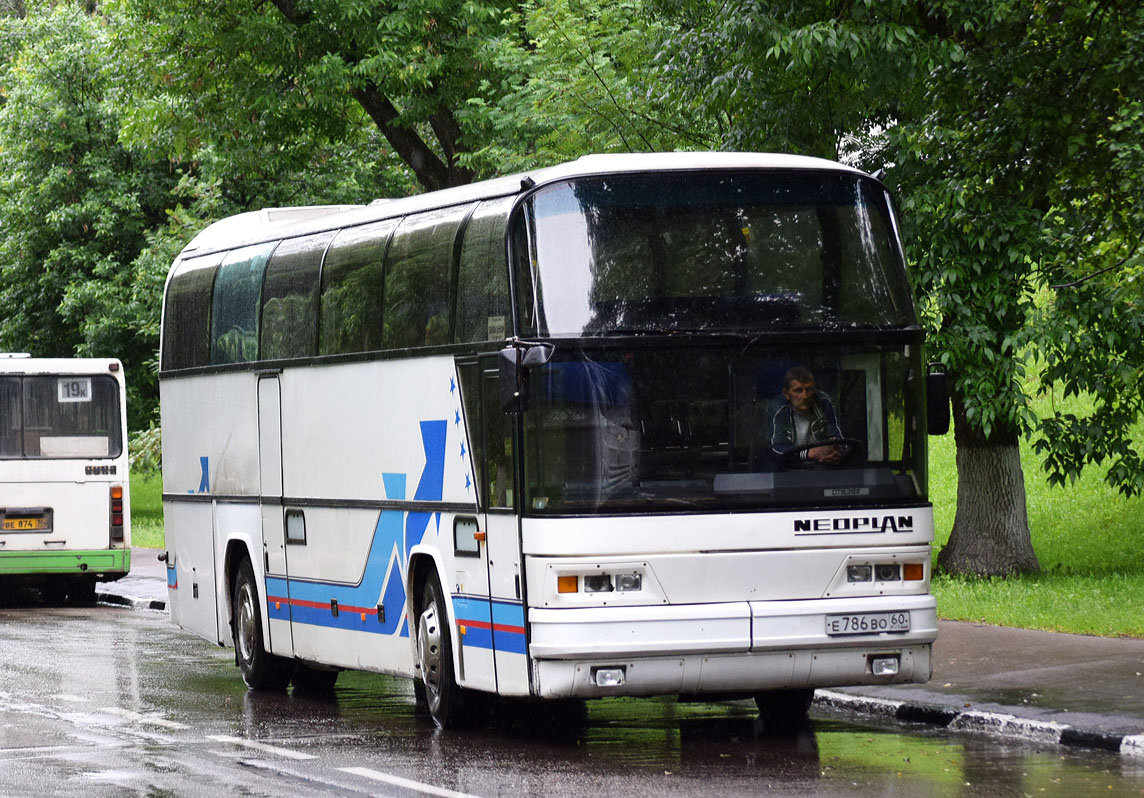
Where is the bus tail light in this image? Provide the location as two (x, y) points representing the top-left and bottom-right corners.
(110, 485), (124, 542)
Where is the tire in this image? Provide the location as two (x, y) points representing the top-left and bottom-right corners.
(754, 688), (814, 729)
(416, 574), (474, 729)
(39, 580), (68, 606)
(67, 577), (97, 605)
(232, 558), (293, 691)
(292, 662), (339, 696)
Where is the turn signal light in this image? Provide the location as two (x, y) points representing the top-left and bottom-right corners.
(903, 563), (925, 581)
(109, 484), (124, 542)
(557, 575), (578, 594)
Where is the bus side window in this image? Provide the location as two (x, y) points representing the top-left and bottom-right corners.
(456, 197), (514, 344)
(457, 361), (514, 511)
(483, 368), (514, 508)
(383, 206), (470, 350)
(0, 377), (20, 457)
(211, 243), (277, 366)
(260, 232), (332, 361)
(162, 253), (221, 371)
(318, 220), (395, 356)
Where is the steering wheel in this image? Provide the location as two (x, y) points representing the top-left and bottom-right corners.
(780, 437), (866, 467)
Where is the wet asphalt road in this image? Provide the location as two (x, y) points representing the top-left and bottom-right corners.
(3, 598), (1144, 797)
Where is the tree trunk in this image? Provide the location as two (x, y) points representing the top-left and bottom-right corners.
(937, 399), (1040, 576)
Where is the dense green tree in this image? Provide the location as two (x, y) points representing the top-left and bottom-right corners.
(110, 0), (514, 192)
(653, 0), (1144, 575)
(0, 3), (179, 426)
(469, 0), (710, 170)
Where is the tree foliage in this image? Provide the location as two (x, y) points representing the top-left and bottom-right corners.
(468, 0), (709, 171)
(653, 0), (1144, 573)
(110, 0), (514, 192)
(0, 4), (178, 426)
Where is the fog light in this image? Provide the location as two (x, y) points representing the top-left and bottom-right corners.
(584, 574), (614, 593)
(593, 666), (625, 687)
(871, 656), (899, 676)
(614, 572), (642, 592)
(847, 565), (873, 582)
(875, 564), (901, 582)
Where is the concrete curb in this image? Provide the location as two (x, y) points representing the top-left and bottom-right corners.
(816, 690), (1144, 759)
(96, 589), (166, 613)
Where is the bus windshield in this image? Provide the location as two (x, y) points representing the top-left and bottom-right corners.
(0, 375), (123, 459)
(520, 342), (927, 515)
(514, 170), (915, 336)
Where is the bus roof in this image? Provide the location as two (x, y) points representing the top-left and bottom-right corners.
(0, 357), (124, 376)
(178, 152), (868, 259)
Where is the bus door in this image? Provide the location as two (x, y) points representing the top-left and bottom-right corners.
(453, 359), (527, 695)
(257, 372), (292, 657)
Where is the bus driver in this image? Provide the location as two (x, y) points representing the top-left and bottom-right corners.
(769, 366), (844, 465)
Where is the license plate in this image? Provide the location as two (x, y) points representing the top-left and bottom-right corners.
(1, 517), (48, 531)
(825, 611), (910, 636)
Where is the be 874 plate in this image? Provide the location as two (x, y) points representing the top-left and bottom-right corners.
(825, 611), (910, 636)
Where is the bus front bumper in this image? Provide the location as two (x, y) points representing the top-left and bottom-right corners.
(529, 594), (937, 698)
(0, 548), (131, 579)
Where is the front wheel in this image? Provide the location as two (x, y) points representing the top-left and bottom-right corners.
(416, 574), (476, 729)
(754, 688), (814, 730)
(232, 558), (293, 691)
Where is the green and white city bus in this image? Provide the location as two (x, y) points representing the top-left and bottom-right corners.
(1, 355), (131, 601)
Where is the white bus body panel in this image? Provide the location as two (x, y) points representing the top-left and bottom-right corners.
(163, 357), (487, 683)
(523, 510), (936, 698)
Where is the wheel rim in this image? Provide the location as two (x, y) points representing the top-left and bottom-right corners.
(236, 581), (256, 665)
(417, 598), (443, 710)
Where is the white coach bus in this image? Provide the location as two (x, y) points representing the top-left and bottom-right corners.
(159, 152), (948, 728)
(1, 355), (131, 601)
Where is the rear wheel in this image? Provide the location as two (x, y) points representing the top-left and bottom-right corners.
(416, 574), (474, 728)
(232, 558), (293, 691)
(67, 577), (97, 604)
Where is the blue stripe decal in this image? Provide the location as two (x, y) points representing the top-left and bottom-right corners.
(452, 596), (527, 655)
(260, 420), (451, 637)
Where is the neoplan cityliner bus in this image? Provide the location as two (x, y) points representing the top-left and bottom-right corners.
(1, 355), (131, 601)
(158, 152), (949, 728)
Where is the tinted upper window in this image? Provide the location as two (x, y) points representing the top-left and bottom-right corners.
(0, 377), (20, 457)
(0, 375), (122, 459)
(456, 197), (513, 344)
(211, 242), (276, 365)
(383, 205), (471, 350)
(162, 253), (221, 371)
(513, 171), (915, 336)
(319, 220), (395, 356)
(261, 232), (332, 361)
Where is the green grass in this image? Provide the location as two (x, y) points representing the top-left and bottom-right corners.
(130, 470), (165, 549)
(929, 399), (1144, 638)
